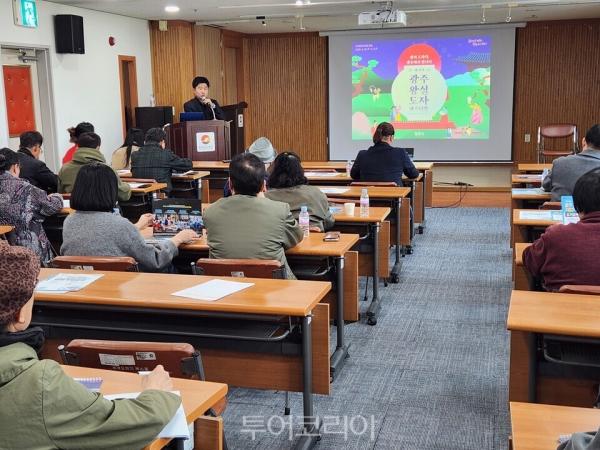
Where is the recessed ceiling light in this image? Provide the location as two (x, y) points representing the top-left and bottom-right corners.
(165, 5), (180, 13)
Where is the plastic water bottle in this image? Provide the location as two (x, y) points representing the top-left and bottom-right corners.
(360, 188), (370, 217)
(346, 160), (353, 176)
(299, 205), (310, 238)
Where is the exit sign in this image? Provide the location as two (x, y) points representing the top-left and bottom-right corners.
(13, 0), (38, 28)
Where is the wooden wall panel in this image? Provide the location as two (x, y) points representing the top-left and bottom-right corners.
(149, 21), (194, 120)
(194, 26), (224, 102)
(513, 20), (600, 163)
(245, 33), (328, 160)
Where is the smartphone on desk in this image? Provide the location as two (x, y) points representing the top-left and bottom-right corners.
(323, 231), (341, 242)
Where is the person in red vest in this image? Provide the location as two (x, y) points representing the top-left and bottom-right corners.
(62, 122), (94, 164)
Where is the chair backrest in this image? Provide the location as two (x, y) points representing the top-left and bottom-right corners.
(558, 285), (600, 296)
(539, 124), (577, 139)
(350, 181), (397, 187)
(539, 201), (561, 210)
(51, 256), (139, 272)
(193, 258), (285, 279)
(59, 339), (205, 379)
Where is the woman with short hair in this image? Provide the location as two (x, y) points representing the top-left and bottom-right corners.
(61, 162), (197, 272)
(265, 151), (334, 231)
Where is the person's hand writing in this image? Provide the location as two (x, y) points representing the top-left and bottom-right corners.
(141, 365), (173, 391)
(171, 229), (198, 246)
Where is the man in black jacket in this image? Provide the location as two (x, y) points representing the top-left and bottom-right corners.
(130, 128), (192, 194)
(183, 76), (225, 120)
(17, 131), (58, 192)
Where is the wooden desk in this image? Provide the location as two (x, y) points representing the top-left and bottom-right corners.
(35, 268), (331, 448)
(511, 189), (552, 211)
(517, 163), (552, 173)
(330, 207), (391, 326)
(510, 402), (600, 450)
(62, 365), (228, 450)
(127, 182), (168, 194)
(512, 174), (543, 187)
(179, 232), (359, 378)
(319, 185), (411, 280)
(514, 243), (533, 290)
(512, 209), (560, 246)
(508, 290), (600, 406)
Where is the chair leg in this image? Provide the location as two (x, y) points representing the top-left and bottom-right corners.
(363, 277), (370, 301)
(284, 391), (290, 415)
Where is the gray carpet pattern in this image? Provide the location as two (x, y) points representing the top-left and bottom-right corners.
(222, 207), (513, 449)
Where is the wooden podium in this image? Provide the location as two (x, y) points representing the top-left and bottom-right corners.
(167, 120), (231, 161)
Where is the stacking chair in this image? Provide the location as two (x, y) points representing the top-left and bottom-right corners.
(58, 340), (228, 450)
(192, 258), (286, 279)
(50, 255), (139, 272)
(537, 124), (578, 163)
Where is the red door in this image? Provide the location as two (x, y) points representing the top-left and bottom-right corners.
(3, 65), (36, 137)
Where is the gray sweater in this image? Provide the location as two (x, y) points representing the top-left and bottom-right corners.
(542, 148), (600, 201)
(61, 211), (178, 272)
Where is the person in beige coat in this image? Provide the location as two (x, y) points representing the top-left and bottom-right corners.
(265, 151), (334, 231)
(203, 153), (303, 279)
(0, 242), (181, 450)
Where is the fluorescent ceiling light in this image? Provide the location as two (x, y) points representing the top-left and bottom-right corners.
(165, 5), (180, 13)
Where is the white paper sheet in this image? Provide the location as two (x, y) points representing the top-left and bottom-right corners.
(35, 273), (103, 293)
(518, 210), (561, 221)
(171, 279), (254, 301)
(512, 188), (545, 195)
(305, 171), (342, 177)
(104, 391), (190, 440)
(63, 199), (70, 209)
(172, 170), (196, 177)
(128, 182), (148, 189)
(319, 187), (349, 194)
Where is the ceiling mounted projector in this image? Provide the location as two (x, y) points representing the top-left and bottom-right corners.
(358, 9), (407, 26)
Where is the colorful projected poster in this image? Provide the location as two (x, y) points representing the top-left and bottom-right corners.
(351, 36), (491, 140)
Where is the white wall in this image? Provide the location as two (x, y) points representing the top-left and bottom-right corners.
(0, 0), (153, 167)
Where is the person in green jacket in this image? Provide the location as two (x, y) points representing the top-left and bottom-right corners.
(58, 132), (132, 201)
(0, 242), (181, 450)
(265, 151), (335, 232)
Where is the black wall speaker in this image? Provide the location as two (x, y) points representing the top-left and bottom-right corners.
(54, 15), (84, 54)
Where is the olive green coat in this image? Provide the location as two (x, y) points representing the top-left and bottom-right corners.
(203, 195), (303, 279)
(0, 342), (180, 450)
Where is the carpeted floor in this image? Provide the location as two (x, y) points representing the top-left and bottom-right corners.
(222, 207), (513, 449)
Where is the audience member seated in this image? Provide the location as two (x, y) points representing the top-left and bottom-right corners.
(62, 121), (94, 164)
(17, 131), (58, 192)
(131, 127), (192, 195)
(351, 121), (419, 186)
(542, 124), (600, 201)
(224, 137), (276, 197)
(111, 127), (144, 170)
(266, 152), (334, 231)
(0, 148), (62, 264)
(204, 153), (303, 279)
(0, 242), (181, 449)
(524, 168), (600, 291)
(58, 132), (131, 201)
(61, 163), (196, 272)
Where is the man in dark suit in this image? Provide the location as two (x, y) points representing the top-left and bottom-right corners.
(131, 127), (192, 194)
(17, 131), (58, 192)
(183, 76), (224, 120)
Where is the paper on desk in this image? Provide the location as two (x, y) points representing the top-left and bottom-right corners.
(172, 279), (254, 301)
(35, 273), (103, 293)
(518, 210), (562, 221)
(305, 171), (341, 177)
(116, 169), (130, 175)
(63, 199), (70, 209)
(319, 187), (349, 194)
(104, 391), (190, 440)
(512, 188), (545, 195)
(128, 182), (148, 189)
(515, 174), (542, 180)
(172, 170), (196, 177)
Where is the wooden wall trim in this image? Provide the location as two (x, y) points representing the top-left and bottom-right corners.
(512, 19), (600, 163)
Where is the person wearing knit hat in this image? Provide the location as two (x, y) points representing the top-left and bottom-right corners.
(0, 242), (183, 449)
(248, 137), (277, 164)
